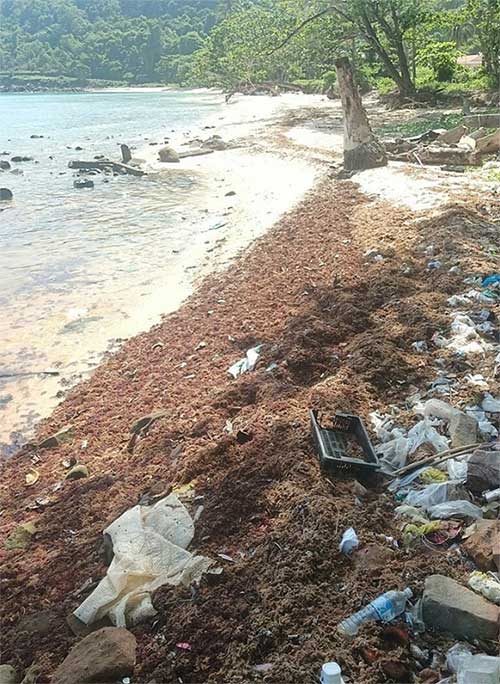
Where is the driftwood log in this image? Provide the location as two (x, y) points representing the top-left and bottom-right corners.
(178, 149), (214, 159)
(390, 145), (479, 166)
(68, 160), (145, 176)
(335, 56), (387, 171)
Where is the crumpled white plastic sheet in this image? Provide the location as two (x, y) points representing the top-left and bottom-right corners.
(481, 393), (500, 413)
(376, 418), (449, 473)
(74, 494), (212, 627)
(228, 345), (263, 379)
(428, 500), (483, 519)
(466, 406), (498, 438)
(434, 313), (492, 356)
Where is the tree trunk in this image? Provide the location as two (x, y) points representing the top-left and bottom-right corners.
(334, 57), (387, 171)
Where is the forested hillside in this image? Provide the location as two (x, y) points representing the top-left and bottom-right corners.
(0, 0), (222, 84)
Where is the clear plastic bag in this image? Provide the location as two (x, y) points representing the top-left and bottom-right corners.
(428, 500), (483, 519)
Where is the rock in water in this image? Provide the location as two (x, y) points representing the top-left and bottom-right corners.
(0, 161), (11, 170)
(120, 144), (132, 164)
(52, 627), (136, 684)
(0, 188), (13, 201)
(10, 156), (33, 162)
(73, 179), (94, 189)
(158, 146), (180, 163)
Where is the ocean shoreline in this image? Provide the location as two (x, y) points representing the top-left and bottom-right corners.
(0, 91), (337, 455)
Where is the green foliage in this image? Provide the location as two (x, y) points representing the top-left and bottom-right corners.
(0, 0), (220, 84)
(417, 41), (460, 81)
(376, 111), (464, 137)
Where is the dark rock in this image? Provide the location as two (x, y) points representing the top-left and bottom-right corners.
(422, 574), (499, 641)
(0, 161), (11, 170)
(73, 179), (94, 189)
(225, 190), (236, 196)
(202, 135), (228, 151)
(75, 146), (83, 151)
(120, 144), (131, 164)
(467, 450), (500, 492)
(10, 156), (33, 162)
(65, 464), (89, 480)
(52, 627), (136, 684)
(30, 134), (44, 139)
(463, 520), (500, 571)
(0, 188), (13, 201)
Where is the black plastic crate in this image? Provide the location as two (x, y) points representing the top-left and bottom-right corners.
(310, 409), (380, 477)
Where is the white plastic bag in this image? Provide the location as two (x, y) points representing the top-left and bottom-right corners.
(446, 643), (473, 674)
(74, 494), (212, 627)
(339, 528), (359, 555)
(447, 459), (468, 481)
(468, 571), (500, 605)
(407, 419), (449, 455)
(428, 500), (483, 519)
(228, 345), (263, 378)
(405, 482), (453, 509)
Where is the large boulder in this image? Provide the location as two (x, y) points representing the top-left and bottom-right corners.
(158, 146), (180, 163)
(52, 627), (136, 684)
(467, 450), (500, 493)
(0, 160), (11, 170)
(422, 574), (499, 641)
(0, 188), (13, 201)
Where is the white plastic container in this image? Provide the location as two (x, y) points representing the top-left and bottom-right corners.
(457, 655), (500, 684)
(321, 662), (344, 684)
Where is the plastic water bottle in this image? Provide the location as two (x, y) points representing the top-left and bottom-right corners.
(320, 662), (344, 684)
(337, 587), (413, 637)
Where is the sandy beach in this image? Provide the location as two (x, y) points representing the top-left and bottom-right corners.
(1, 92), (500, 683)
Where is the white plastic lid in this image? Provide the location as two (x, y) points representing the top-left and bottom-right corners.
(321, 662), (342, 684)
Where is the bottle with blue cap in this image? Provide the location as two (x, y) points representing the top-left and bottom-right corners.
(321, 662), (344, 684)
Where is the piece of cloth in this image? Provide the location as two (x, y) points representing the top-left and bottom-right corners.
(74, 494), (212, 627)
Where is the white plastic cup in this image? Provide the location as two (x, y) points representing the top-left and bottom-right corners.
(321, 662), (343, 684)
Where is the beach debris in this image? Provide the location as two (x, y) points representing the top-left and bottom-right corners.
(127, 409), (166, 453)
(202, 135), (227, 151)
(5, 522), (36, 550)
(73, 494), (212, 626)
(228, 345), (262, 378)
(337, 588), (412, 637)
(25, 468), (40, 486)
(468, 571), (500, 605)
(0, 665), (17, 684)
(120, 144), (132, 164)
(456, 654), (500, 684)
(463, 520), (500, 571)
(422, 575), (500, 641)
(320, 662), (344, 683)
(437, 125), (468, 145)
(310, 410), (380, 477)
(51, 627), (136, 684)
(175, 642), (192, 651)
(73, 179), (94, 189)
(65, 464), (89, 480)
(466, 450), (500, 493)
(69, 160), (145, 177)
(428, 500), (483, 520)
(158, 146), (180, 163)
(38, 424), (74, 449)
(339, 527), (359, 555)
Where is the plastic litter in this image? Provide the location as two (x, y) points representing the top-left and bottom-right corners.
(321, 662), (344, 684)
(436, 313), (492, 356)
(468, 571), (500, 605)
(428, 500), (483, 519)
(337, 587), (413, 637)
(339, 528), (359, 555)
(457, 654), (500, 684)
(74, 493), (212, 627)
(484, 487), (500, 502)
(227, 345), (262, 378)
(405, 481), (459, 510)
(482, 274), (500, 287)
(466, 407), (498, 437)
(481, 393), (500, 413)
(377, 418), (449, 473)
(447, 458), (468, 481)
(466, 374), (490, 389)
(446, 643), (473, 674)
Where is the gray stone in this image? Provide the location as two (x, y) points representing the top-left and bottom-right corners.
(158, 146), (180, 163)
(52, 627), (136, 684)
(0, 188), (13, 201)
(0, 161), (11, 170)
(0, 665), (18, 684)
(448, 411), (478, 448)
(422, 574), (499, 641)
(467, 450), (500, 493)
(17, 609), (54, 636)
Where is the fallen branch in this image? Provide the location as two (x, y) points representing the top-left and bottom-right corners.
(392, 442), (483, 478)
(68, 160), (146, 177)
(178, 149), (214, 159)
